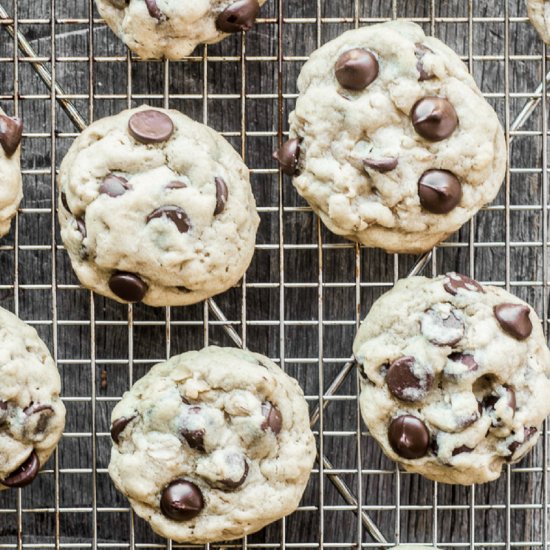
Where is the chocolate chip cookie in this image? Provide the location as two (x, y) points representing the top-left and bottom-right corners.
(58, 106), (259, 307)
(275, 21), (506, 253)
(353, 275), (550, 485)
(527, 0), (550, 43)
(96, 0), (268, 59)
(108, 346), (316, 543)
(0, 307), (66, 489)
(0, 109), (23, 238)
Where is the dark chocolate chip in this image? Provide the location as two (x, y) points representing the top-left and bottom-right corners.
(99, 174), (131, 197)
(385, 356), (433, 402)
(61, 192), (71, 213)
(76, 217), (86, 239)
(482, 385), (516, 425)
(0, 400), (6, 410)
(411, 97), (458, 141)
(23, 403), (54, 416)
(494, 303), (533, 340)
(166, 180), (187, 190)
(388, 415), (430, 459)
(109, 272), (148, 303)
(181, 406), (205, 452)
(452, 445), (474, 456)
(0, 114), (23, 157)
(415, 43), (435, 81)
(109, 0), (129, 8)
(335, 48), (379, 91)
(418, 169), (462, 214)
(145, 0), (165, 21)
(147, 205), (191, 233)
(421, 308), (464, 346)
(160, 479), (204, 521)
(443, 272), (484, 296)
(448, 352), (478, 372)
(219, 456), (249, 490)
(273, 138), (301, 176)
(216, 0), (260, 33)
(363, 156), (398, 173)
(2, 451), (40, 488)
(261, 401), (282, 434)
(214, 177), (229, 215)
(110, 415), (136, 443)
(508, 427), (537, 459)
(128, 110), (174, 144)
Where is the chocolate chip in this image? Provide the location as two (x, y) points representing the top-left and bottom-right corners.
(411, 97), (458, 141)
(147, 206), (191, 233)
(443, 272), (484, 296)
(482, 385), (516, 425)
(166, 180), (187, 190)
(2, 451), (40, 488)
(24, 403), (54, 434)
(448, 352), (478, 372)
(335, 48), (379, 91)
(273, 138), (301, 176)
(160, 479), (204, 521)
(421, 308), (464, 346)
(261, 401), (282, 434)
(24, 403), (54, 416)
(109, 272), (148, 303)
(0, 114), (23, 157)
(214, 177), (229, 215)
(216, 0), (260, 33)
(388, 415), (430, 459)
(418, 169), (462, 214)
(385, 356), (433, 402)
(363, 156), (398, 173)
(452, 445), (474, 456)
(110, 415), (136, 443)
(109, 0), (129, 7)
(181, 406), (205, 452)
(61, 192), (71, 213)
(219, 456), (249, 490)
(128, 110), (174, 144)
(494, 303), (533, 340)
(508, 426), (537, 459)
(76, 217), (86, 239)
(99, 174), (131, 197)
(415, 43), (435, 81)
(145, 0), (165, 21)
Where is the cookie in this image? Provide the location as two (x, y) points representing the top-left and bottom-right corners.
(353, 275), (550, 485)
(0, 307), (66, 489)
(527, 0), (550, 43)
(108, 346), (316, 543)
(96, 0), (268, 59)
(58, 106), (259, 307)
(275, 21), (506, 254)
(0, 109), (23, 238)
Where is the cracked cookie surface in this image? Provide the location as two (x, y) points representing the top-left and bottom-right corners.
(353, 275), (550, 485)
(108, 346), (316, 543)
(0, 307), (66, 490)
(58, 106), (259, 307)
(96, 0), (268, 59)
(277, 21), (506, 253)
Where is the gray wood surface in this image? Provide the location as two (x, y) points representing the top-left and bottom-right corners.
(0, 0), (548, 548)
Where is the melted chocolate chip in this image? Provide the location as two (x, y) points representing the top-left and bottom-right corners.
(109, 272), (148, 303)
(147, 206), (191, 233)
(363, 156), (398, 173)
(219, 456), (249, 490)
(160, 479), (204, 521)
(411, 97), (458, 141)
(0, 114), (23, 157)
(99, 174), (131, 197)
(415, 43), (435, 81)
(388, 415), (430, 459)
(452, 445), (474, 456)
(261, 401), (282, 434)
(24, 403), (54, 416)
(508, 427), (537, 459)
(128, 110), (174, 144)
(145, 0), (165, 21)
(181, 406), (205, 451)
(421, 308), (464, 346)
(110, 415), (136, 443)
(214, 177), (229, 215)
(216, 0), (260, 33)
(482, 385), (516, 426)
(448, 352), (479, 372)
(109, 0), (129, 7)
(2, 451), (40, 488)
(61, 192), (71, 213)
(418, 169), (462, 214)
(443, 272), (484, 296)
(494, 303), (533, 340)
(273, 138), (301, 176)
(166, 180), (187, 190)
(335, 48), (379, 91)
(385, 356), (433, 402)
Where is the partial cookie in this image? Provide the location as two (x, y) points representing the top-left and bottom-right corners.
(58, 106), (259, 307)
(0, 109), (23, 238)
(96, 0), (268, 59)
(0, 307), (66, 489)
(276, 21), (506, 253)
(108, 346), (316, 543)
(353, 275), (550, 485)
(527, 0), (550, 43)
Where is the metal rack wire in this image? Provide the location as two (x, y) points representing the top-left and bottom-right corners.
(0, 0), (548, 548)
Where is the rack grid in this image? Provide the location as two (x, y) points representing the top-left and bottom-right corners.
(0, 0), (548, 548)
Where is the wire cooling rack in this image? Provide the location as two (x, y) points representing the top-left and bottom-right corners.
(0, 0), (548, 548)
